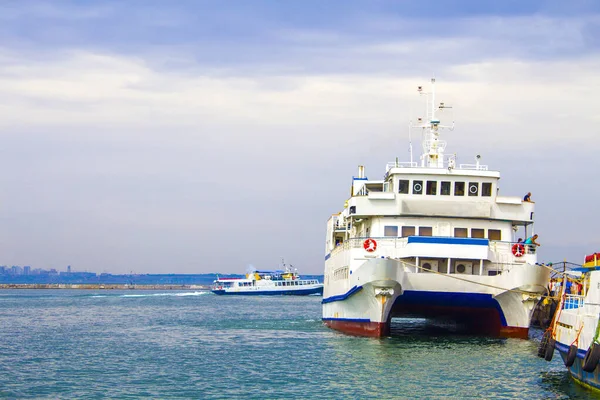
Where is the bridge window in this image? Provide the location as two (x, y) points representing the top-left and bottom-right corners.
(482, 182), (492, 197)
(488, 229), (501, 240)
(454, 182), (465, 196)
(419, 226), (433, 236)
(384, 226), (398, 237)
(471, 228), (485, 238)
(426, 181), (437, 195)
(402, 226), (416, 237)
(413, 180), (423, 195)
(441, 181), (451, 195)
(398, 180), (409, 194)
(454, 228), (468, 238)
(468, 182), (479, 196)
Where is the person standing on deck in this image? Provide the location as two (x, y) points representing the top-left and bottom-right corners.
(524, 234), (541, 254)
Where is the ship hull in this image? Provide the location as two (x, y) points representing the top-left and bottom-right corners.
(322, 259), (548, 338)
(212, 286), (323, 296)
(556, 341), (600, 392)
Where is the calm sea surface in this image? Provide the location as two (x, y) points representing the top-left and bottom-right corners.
(0, 290), (593, 399)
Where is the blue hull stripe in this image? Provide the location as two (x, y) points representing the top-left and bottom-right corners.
(555, 341), (588, 359)
(212, 287), (323, 296)
(407, 236), (489, 246)
(322, 317), (371, 323)
(321, 285), (363, 304)
(325, 253), (331, 261)
(556, 341), (600, 390)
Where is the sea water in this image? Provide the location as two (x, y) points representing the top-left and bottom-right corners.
(0, 290), (592, 399)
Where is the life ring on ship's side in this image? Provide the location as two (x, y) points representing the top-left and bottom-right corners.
(565, 344), (578, 367)
(582, 343), (600, 372)
(512, 243), (525, 257)
(363, 238), (377, 252)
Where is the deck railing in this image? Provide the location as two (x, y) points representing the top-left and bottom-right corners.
(329, 236), (537, 268)
(563, 294), (585, 309)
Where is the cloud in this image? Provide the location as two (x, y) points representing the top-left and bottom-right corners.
(0, 3), (599, 272)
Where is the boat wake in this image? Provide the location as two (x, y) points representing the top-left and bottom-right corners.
(89, 292), (209, 298)
(119, 291), (209, 298)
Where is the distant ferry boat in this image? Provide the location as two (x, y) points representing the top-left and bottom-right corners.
(541, 253), (600, 392)
(212, 264), (323, 296)
(322, 79), (550, 338)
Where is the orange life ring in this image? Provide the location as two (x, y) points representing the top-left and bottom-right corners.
(512, 243), (525, 257)
(363, 238), (377, 252)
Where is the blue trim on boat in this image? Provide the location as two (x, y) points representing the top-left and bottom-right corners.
(321, 285), (363, 304)
(407, 236), (489, 246)
(395, 290), (508, 326)
(352, 177), (368, 181)
(212, 287), (323, 296)
(322, 317), (371, 323)
(556, 341), (587, 358)
(325, 253), (331, 261)
(556, 342), (600, 390)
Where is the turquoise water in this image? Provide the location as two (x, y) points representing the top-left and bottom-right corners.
(0, 290), (593, 399)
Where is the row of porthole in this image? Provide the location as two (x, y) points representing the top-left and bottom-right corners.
(398, 179), (492, 197)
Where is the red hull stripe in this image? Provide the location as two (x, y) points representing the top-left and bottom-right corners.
(323, 319), (389, 337)
(323, 318), (529, 338)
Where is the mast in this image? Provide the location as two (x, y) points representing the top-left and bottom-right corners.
(412, 78), (454, 168)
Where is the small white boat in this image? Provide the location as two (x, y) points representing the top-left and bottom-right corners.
(212, 264), (323, 296)
(541, 253), (600, 392)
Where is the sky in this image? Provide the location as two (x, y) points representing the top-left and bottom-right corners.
(0, 1), (599, 274)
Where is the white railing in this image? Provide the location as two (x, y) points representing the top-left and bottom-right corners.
(563, 295), (585, 309)
(386, 161), (418, 170)
(491, 241), (538, 255)
(385, 160), (490, 172)
(329, 237), (538, 270)
(458, 163), (489, 171)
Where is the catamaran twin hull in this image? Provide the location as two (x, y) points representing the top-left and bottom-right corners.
(322, 258), (550, 338)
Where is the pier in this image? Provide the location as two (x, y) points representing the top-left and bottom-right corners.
(0, 284), (210, 290)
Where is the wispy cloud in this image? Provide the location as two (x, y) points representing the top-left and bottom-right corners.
(0, 1), (598, 272)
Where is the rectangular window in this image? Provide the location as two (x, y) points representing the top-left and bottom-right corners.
(412, 180), (423, 195)
(419, 226), (433, 236)
(398, 180), (409, 194)
(482, 182), (492, 197)
(488, 229), (501, 240)
(468, 182), (479, 196)
(471, 228), (485, 238)
(441, 181), (451, 195)
(426, 181), (437, 195)
(454, 228), (468, 238)
(384, 226), (398, 237)
(402, 226), (416, 237)
(454, 182), (465, 196)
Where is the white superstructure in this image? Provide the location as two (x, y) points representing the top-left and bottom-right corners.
(322, 79), (551, 338)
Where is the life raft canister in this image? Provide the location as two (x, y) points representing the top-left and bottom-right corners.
(512, 243), (525, 257)
(363, 238), (377, 252)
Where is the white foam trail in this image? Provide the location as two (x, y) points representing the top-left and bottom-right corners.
(119, 291), (209, 298)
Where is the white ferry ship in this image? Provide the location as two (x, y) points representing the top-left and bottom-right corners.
(322, 79), (550, 338)
(212, 264), (323, 296)
(542, 253), (600, 392)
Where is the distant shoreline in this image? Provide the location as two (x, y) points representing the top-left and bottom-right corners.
(0, 284), (211, 290)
